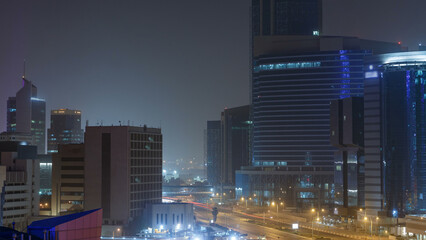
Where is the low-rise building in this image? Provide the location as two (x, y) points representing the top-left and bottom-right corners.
(141, 203), (194, 233)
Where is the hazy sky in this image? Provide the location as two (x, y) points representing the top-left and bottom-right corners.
(1, 0), (426, 166)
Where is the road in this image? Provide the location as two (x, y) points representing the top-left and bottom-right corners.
(195, 206), (361, 240)
(196, 206), (309, 240)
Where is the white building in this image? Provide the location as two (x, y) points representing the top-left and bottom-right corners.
(142, 203), (194, 233)
(0, 141), (40, 229)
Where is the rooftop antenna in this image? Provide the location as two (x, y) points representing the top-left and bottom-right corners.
(22, 59), (26, 79)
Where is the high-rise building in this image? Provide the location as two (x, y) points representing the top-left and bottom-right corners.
(6, 97), (16, 132)
(0, 141), (40, 229)
(251, 0), (322, 36)
(237, 36), (402, 208)
(206, 121), (221, 186)
(221, 105), (251, 186)
(364, 51), (426, 218)
(47, 109), (84, 153)
(330, 97), (364, 213)
(84, 126), (162, 226)
(52, 144), (85, 216)
(7, 78), (46, 154)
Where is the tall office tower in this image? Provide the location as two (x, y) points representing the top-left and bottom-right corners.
(0, 141), (40, 229)
(8, 78), (46, 154)
(206, 121), (222, 186)
(84, 126), (162, 226)
(6, 97), (16, 132)
(251, 0), (322, 36)
(236, 36), (402, 208)
(221, 105), (251, 186)
(364, 51), (426, 218)
(330, 97), (364, 213)
(47, 109), (84, 153)
(51, 144), (84, 216)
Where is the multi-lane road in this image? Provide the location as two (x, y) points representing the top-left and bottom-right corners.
(195, 205), (363, 240)
(195, 206), (308, 239)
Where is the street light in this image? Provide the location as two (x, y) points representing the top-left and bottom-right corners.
(271, 202), (277, 213)
(113, 228), (120, 239)
(241, 197), (247, 208)
(311, 208), (315, 239)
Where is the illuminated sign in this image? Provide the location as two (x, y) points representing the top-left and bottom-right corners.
(365, 71), (378, 79)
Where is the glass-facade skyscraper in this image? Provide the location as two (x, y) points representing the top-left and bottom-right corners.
(206, 120), (221, 186)
(252, 0), (322, 36)
(252, 49), (367, 168)
(364, 51), (426, 217)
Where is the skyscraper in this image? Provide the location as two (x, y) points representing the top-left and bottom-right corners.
(221, 105), (251, 185)
(237, 36), (402, 208)
(206, 120), (222, 186)
(84, 125), (162, 226)
(251, 0), (322, 36)
(330, 97), (365, 211)
(47, 109), (84, 153)
(364, 51), (426, 217)
(8, 78), (46, 154)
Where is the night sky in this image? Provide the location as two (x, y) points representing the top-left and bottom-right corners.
(1, 0), (426, 167)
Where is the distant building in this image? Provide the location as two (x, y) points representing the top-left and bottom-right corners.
(84, 126), (162, 226)
(221, 105), (251, 186)
(38, 154), (52, 196)
(0, 141), (40, 229)
(364, 51), (426, 218)
(28, 208), (102, 240)
(47, 109), (84, 154)
(141, 203), (194, 234)
(251, 0), (322, 36)
(206, 120), (221, 186)
(0, 132), (34, 145)
(6, 97), (16, 132)
(330, 97), (364, 214)
(7, 77), (46, 154)
(51, 144), (85, 216)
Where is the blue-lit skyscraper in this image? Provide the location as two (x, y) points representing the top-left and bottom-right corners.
(364, 51), (426, 217)
(236, 36), (402, 208)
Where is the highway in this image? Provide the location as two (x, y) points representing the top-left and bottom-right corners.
(195, 206), (308, 240)
(194, 205), (363, 240)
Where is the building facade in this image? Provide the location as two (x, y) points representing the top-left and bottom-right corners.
(330, 97), (364, 213)
(206, 121), (221, 186)
(84, 126), (162, 226)
(141, 203), (194, 234)
(221, 105), (251, 186)
(364, 51), (426, 217)
(239, 36), (402, 209)
(252, 0), (322, 36)
(47, 109), (84, 154)
(8, 78), (46, 154)
(0, 141), (40, 230)
(51, 144), (85, 216)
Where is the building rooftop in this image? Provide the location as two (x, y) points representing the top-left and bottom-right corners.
(28, 209), (101, 229)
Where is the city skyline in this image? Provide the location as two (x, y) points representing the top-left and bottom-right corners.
(2, 0), (426, 166)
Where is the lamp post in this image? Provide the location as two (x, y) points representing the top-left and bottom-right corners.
(113, 228), (120, 240)
(271, 202), (278, 213)
(311, 208), (315, 239)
